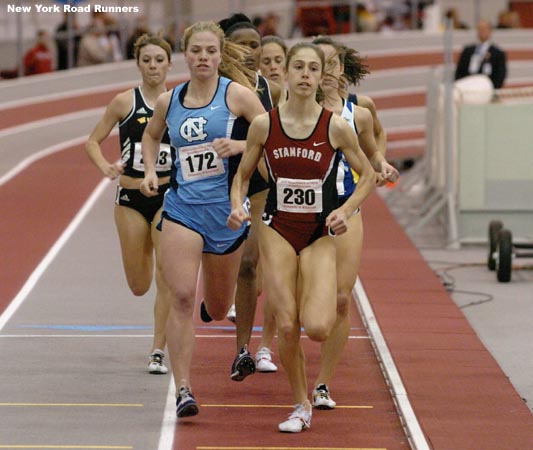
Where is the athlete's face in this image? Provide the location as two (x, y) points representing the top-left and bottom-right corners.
(184, 31), (222, 80)
(137, 44), (171, 86)
(229, 28), (261, 71)
(259, 42), (286, 84)
(318, 43), (343, 93)
(286, 48), (323, 97)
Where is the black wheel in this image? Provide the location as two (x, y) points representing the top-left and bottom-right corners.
(497, 229), (513, 283)
(488, 220), (503, 270)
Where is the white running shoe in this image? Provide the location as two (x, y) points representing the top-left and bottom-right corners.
(278, 403), (312, 433)
(148, 350), (168, 375)
(255, 347), (278, 372)
(226, 304), (236, 323)
(312, 383), (336, 409)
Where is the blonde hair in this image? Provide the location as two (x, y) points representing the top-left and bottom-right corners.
(181, 21), (256, 91)
(133, 33), (172, 62)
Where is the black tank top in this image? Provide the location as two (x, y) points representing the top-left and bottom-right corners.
(228, 74), (273, 195)
(118, 87), (172, 178)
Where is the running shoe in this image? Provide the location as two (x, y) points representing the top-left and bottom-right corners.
(176, 386), (199, 418)
(278, 403), (312, 433)
(200, 300), (213, 323)
(230, 345), (256, 381)
(312, 383), (336, 409)
(148, 349), (168, 375)
(255, 347), (278, 372)
(226, 304), (236, 323)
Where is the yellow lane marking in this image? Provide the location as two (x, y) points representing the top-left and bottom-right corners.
(201, 404), (373, 409)
(0, 403), (143, 407)
(0, 446), (132, 449)
(197, 447), (387, 450)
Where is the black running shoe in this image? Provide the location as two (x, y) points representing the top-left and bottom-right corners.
(230, 345), (256, 381)
(200, 300), (213, 323)
(176, 386), (199, 418)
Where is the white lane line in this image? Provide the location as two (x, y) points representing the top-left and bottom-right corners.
(0, 130), (118, 187)
(157, 376), (176, 450)
(0, 178), (110, 332)
(0, 73), (187, 111)
(354, 278), (430, 450)
(0, 108), (104, 140)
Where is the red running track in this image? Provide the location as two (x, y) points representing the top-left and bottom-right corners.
(3, 52), (533, 447)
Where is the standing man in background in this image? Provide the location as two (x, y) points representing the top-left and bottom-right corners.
(455, 20), (507, 89)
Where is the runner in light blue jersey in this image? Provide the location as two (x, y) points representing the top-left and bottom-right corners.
(140, 21), (265, 420)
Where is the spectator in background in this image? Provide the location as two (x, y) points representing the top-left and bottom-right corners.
(253, 12), (281, 37)
(163, 22), (178, 52)
(455, 19), (507, 89)
(497, 10), (521, 29)
(126, 16), (150, 59)
(356, 4), (378, 32)
(444, 8), (469, 29)
(93, 10), (124, 62)
(55, 12), (81, 70)
(296, 0), (336, 36)
(77, 16), (115, 66)
(379, 15), (396, 34)
(24, 30), (53, 76)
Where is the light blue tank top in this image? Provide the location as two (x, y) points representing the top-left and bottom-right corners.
(166, 77), (237, 204)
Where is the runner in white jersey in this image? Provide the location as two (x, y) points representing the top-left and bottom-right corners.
(312, 36), (399, 409)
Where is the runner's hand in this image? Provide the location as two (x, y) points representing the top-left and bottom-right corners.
(140, 172), (159, 197)
(227, 207), (250, 230)
(213, 138), (244, 157)
(326, 209), (349, 236)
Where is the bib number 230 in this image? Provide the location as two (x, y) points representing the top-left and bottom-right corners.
(277, 178), (322, 213)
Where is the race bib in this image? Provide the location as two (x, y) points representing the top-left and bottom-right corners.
(277, 177), (322, 213)
(132, 142), (172, 172)
(179, 142), (225, 181)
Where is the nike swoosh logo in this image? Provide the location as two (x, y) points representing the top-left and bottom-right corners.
(210, 105), (221, 110)
(313, 141), (326, 147)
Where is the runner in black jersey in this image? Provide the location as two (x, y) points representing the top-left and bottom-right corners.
(85, 34), (173, 375)
(229, 42), (375, 433)
(254, 34), (290, 372)
(216, 14), (283, 380)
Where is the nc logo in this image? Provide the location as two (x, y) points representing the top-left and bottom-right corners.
(180, 117), (208, 142)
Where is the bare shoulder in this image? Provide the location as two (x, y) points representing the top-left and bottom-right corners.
(110, 89), (134, 120)
(153, 90), (172, 115)
(330, 112), (351, 134)
(329, 113), (355, 147)
(356, 94), (377, 112)
(227, 81), (264, 118)
(353, 104), (373, 124)
(252, 110), (270, 127)
(250, 111), (270, 136)
(227, 80), (253, 98)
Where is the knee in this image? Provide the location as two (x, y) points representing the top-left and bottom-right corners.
(277, 319), (300, 344)
(336, 290), (352, 318)
(204, 304), (227, 321)
(169, 288), (196, 316)
(238, 255), (257, 281)
(304, 323), (330, 342)
(128, 280), (150, 297)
